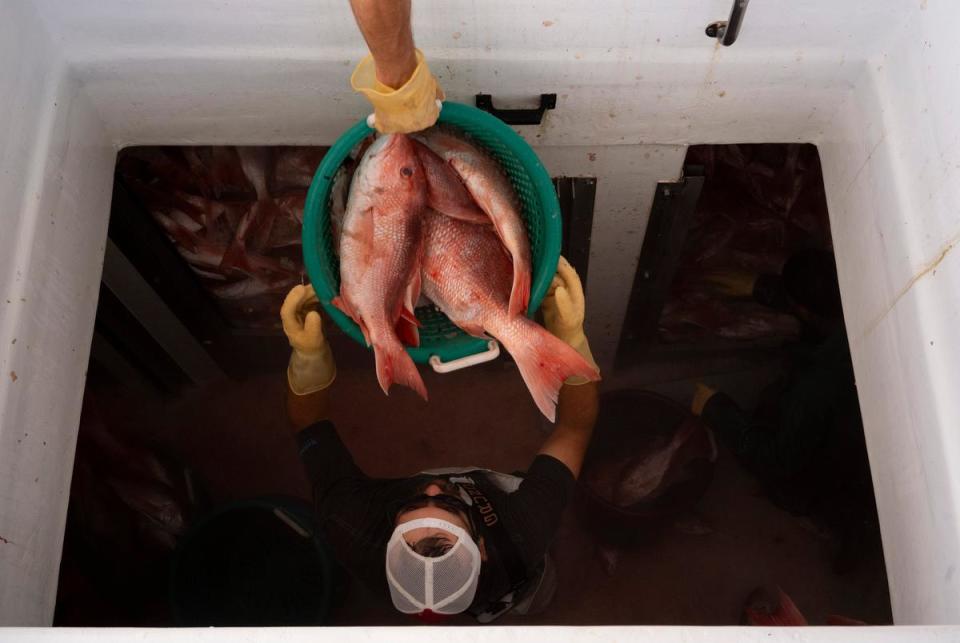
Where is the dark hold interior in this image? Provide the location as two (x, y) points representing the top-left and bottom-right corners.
(55, 143), (890, 626)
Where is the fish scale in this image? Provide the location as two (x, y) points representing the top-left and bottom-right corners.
(334, 134), (428, 400)
(421, 209), (599, 421)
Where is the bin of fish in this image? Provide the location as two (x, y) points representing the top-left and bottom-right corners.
(579, 390), (717, 543)
(303, 102), (599, 421)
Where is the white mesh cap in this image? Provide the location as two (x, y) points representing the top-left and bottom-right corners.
(385, 517), (482, 615)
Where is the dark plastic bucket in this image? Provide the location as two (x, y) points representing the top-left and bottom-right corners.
(170, 496), (336, 626)
(578, 390), (717, 544)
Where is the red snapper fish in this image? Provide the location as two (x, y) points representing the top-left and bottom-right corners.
(420, 209), (599, 421)
(334, 134), (428, 400)
(415, 128), (533, 318)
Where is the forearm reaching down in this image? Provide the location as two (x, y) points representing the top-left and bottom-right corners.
(347, 0), (443, 133)
(287, 385), (330, 434)
(348, 0), (417, 89)
(537, 381), (599, 479)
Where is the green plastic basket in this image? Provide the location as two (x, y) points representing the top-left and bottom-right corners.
(302, 101), (561, 367)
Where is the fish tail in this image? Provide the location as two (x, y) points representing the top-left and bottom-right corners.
(373, 339), (428, 401)
(500, 319), (600, 422)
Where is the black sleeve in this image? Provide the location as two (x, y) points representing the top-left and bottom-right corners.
(296, 420), (366, 496)
(506, 455), (577, 566)
(296, 421), (395, 597)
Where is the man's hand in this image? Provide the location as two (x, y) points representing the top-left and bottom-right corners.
(281, 284), (336, 395)
(349, 0), (444, 133)
(541, 256), (598, 384)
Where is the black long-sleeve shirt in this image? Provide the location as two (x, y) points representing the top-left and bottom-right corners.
(296, 421), (575, 611)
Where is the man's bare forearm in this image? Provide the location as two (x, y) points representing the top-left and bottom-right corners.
(286, 383), (330, 435)
(349, 0), (418, 88)
(537, 382), (599, 479)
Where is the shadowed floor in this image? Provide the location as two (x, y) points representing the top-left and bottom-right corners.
(92, 327), (889, 626)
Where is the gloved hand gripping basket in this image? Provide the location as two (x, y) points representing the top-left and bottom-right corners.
(302, 101), (562, 372)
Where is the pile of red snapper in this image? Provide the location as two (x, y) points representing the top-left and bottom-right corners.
(332, 128), (599, 421)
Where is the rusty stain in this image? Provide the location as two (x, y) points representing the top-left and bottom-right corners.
(574, 52), (583, 60)
(587, 152), (597, 162)
(9, 371), (16, 383)
(863, 234), (960, 339)
(452, 32), (462, 40)
(717, 90), (726, 97)
(542, 20), (554, 27)
(920, 0), (927, 8)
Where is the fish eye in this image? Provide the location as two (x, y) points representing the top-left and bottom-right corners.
(400, 166), (414, 177)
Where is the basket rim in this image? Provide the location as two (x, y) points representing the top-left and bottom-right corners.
(302, 100), (562, 365)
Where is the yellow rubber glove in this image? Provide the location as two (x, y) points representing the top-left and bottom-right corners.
(351, 49), (444, 133)
(691, 383), (718, 416)
(541, 256), (599, 385)
(281, 284), (336, 395)
(703, 268), (757, 298)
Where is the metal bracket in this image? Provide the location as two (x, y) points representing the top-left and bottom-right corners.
(101, 239), (225, 386)
(706, 0), (750, 46)
(475, 93), (556, 125)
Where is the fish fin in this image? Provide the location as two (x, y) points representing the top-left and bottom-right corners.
(154, 212), (200, 253)
(221, 199), (277, 273)
(441, 208), (491, 225)
(507, 266), (532, 318)
(219, 238), (252, 274)
(373, 341), (428, 401)
(402, 271), (422, 328)
(460, 322), (488, 339)
(356, 319), (372, 347)
(332, 295), (371, 346)
(248, 199), (284, 251)
(396, 317), (421, 348)
(743, 587), (808, 627)
(499, 318), (600, 421)
(483, 217), (530, 317)
(399, 306), (420, 327)
(331, 295), (353, 318)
